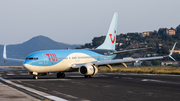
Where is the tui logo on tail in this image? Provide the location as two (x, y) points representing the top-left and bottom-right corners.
(109, 30), (116, 43)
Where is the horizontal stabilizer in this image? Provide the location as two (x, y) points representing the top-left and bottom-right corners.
(168, 42), (177, 61)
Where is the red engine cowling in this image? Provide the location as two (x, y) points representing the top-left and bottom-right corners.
(79, 64), (98, 75)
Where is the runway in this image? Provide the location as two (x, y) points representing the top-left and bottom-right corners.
(0, 68), (180, 101)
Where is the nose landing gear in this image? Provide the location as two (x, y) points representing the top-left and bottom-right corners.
(33, 75), (38, 79)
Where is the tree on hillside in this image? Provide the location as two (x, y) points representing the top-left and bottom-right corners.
(142, 61), (152, 66)
(92, 36), (105, 48)
(162, 34), (173, 42)
(151, 60), (161, 66)
(158, 45), (169, 55)
(158, 28), (167, 34)
(176, 25), (180, 34)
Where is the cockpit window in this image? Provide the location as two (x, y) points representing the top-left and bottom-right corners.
(26, 57), (38, 60)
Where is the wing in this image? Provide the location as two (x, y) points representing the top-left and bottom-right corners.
(71, 56), (165, 69)
(72, 42), (177, 69)
(94, 56), (165, 67)
(3, 45), (25, 62)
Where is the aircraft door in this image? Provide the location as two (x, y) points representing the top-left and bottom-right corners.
(42, 53), (48, 65)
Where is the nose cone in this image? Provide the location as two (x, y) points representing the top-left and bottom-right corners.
(23, 59), (35, 72)
(23, 63), (33, 72)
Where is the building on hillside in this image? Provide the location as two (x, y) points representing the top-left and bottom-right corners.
(164, 28), (176, 35)
(159, 43), (162, 49)
(115, 43), (123, 50)
(161, 61), (179, 66)
(133, 61), (143, 66)
(141, 31), (153, 37)
(128, 44), (142, 49)
(169, 50), (180, 54)
(115, 43), (123, 47)
(144, 53), (159, 57)
(131, 53), (143, 58)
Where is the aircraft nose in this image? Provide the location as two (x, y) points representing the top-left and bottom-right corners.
(24, 59), (31, 64)
(23, 63), (33, 72)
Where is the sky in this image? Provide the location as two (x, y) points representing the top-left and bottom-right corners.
(0, 0), (180, 45)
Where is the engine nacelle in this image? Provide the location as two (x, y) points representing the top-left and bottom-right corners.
(79, 64), (98, 75)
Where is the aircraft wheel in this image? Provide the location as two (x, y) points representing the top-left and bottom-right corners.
(61, 72), (65, 78)
(88, 75), (93, 78)
(57, 72), (60, 78)
(84, 75), (88, 78)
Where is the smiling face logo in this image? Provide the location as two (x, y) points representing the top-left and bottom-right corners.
(109, 30), (116, 43)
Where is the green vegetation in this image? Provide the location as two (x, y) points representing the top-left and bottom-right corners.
(0, 66), (24, 69)
(99, 66), (180, 75)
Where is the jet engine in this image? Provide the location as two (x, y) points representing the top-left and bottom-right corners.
(79, 64), (98, 75)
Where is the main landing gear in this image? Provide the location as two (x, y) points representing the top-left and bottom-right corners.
(57, 72), (65, 78)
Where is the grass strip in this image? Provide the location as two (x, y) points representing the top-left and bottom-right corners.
(99, 66), (180, 75)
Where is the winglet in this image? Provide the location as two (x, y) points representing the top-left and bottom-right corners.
(3, 45), (7, 59)
(2, 45), (24, 62)
(168, 42), (177, 61)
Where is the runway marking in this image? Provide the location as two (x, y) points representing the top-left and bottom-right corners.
(0, 77), (67, 101)
(6, 73), (15, 75)
(147, 92), (154, 96)
(141, 79), (180, 85)
(46, 96), (67, 101)
(103, 85), (111, 87)
(17, 80), (22, 83)
(39, 87), (47, 90)
(23, 83), (35, 87)
(122, 77), (133, 79)
(52, 91), (78, 99)
(52, 90), (90, 101)
(127, 91), (133, 93)
(141, 79), (165, 82)
(10, 79), (71, 82)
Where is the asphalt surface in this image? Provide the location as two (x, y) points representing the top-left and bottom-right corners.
(1, 68), (180, 101)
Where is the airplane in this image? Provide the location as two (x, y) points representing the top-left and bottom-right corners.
(3, 12), (177, 79)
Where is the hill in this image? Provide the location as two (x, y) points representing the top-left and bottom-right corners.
(0, 35), (81, 66)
